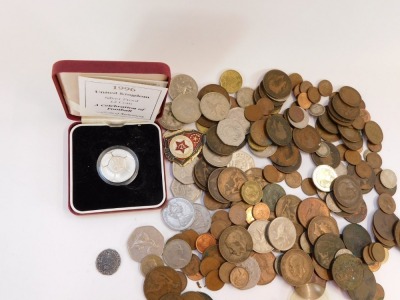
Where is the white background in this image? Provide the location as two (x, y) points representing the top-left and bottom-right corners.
(1, 1), (400, 299)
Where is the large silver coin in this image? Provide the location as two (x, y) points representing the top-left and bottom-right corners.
(127, 226), (164, 262)
(189, 203), (212, 234)
(169, 74), (198, 100)
(162, 239), (192, 269)
(161, 197), (195, 231)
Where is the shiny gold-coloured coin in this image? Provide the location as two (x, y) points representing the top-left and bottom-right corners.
(219, 69), (243, 94)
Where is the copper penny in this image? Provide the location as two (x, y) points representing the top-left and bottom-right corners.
(196, 233), (217, 253)
(229, 266), (250, 289)
(285, 171), (303, 188)
(212, 209), (230, 223)
(262, 69), (291, 100)
(280, 249), (314, 286)
(263, 164), (285, 183)
(318, 80), (333, 97)
(210, 219), (231, 239)
(250, 252), (276, 285)
(252, 202), (271, 220)
(368, 141), (382, 153)
(181, 254), (201, 276)
(338, 86), (362, 107)
(300, 81), (312, 93)
(288, 105), (305, 123)
(219, 225), (253, 263)
(378, 193), (396, 214)
(344, 149), (362, 165)
(373, 209), (399, 241)
(245, 167), (268, 189)
(364, 120), (384, 145)
(256, 98), (275, 115)
(218, 262), (236, 283)
(297, 92), (312, 109)
(343, 223), (372, 258)
(307, 86), (321, 103)
(208, 168), (230, 204)
(289, 73), (303, 88)
(200, 256), (222, 276)
(366, 152), (382, 169)
(198, 83), (230, 101)
(318, 110), (339, 134)
(331, 94), (360, 121)
(297, 197), (330, 228)
(250, 118), (271, 147)
(217, 167), (247, 202)
(307, 215), (339, 245)
(143, 266), (182, 300)
(266, 114), (292, 146)
(301, 178), (317, 196)
(244, 104), (263, 122)
(315, 120), (340, 142)
(270, 142), (301, 167)
(293, 125), (321, 153)
(275, 194), (301, 224)
(203, 192), (229, 211)
(355, 161), (373, 179)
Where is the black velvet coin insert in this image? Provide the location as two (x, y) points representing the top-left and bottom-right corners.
(70, 123), (165, 213)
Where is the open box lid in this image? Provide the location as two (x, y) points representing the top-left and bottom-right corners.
(52, 60), (171, 123)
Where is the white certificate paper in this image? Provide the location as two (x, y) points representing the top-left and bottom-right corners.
(78, 76), (168, 122)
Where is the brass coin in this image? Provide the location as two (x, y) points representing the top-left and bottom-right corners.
(266, 114), (292, 146)
(285, 171), (303, 188)
(220, 69), (243, 94)
(338, 86), (362, 107)
(318, 80), (333, 97)
(144, 266), (182, 300)
(262, 69), (291, 100)
(241, 180), (263, 205)
(342, 223), (372, 258)
(218, 225), (253, 263)
(280, 249), (314, 286)
(293, 125), (321, 153)
(297, 197), (330, 228)
(332, 254), (364, 291)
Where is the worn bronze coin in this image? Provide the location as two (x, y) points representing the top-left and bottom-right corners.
(206, 125), (241, 156)
(293, 125), (321, 153)
(250, 118), (271, 147)
(315, 120), (340, 142)
(311, 141), (340, 168)
(194, 157), (217, 191)
(144, 266), (182, 300)
(270, 143), (301, 167)
(301, 178), (317, 196)
(332, 175), (362, 208)
(262, 69), (291, 100)
(200, 256), (221, 276)
(289, 73), (303, 88)
(208, 168), (230, 204)
(285, 171), (302, 189)
(318, 80), (333, 97)
(307, 86), (321, 103)
(266, 114), (292, 146)
(332, 254), (364, 291)
(318, 110), (339, 134)
(307, 215), (339, 245)
(314, 233), (345, 269)
(217, 167), (247, 202)
(338, 86), (362, 108)
(181, 254), (201, 276)
(244, 104), (263, 121)
(378, 193), (396, 214)
(261, 183), (286, 212)
(364, 120), (383, 145)
(297, 197), (330, 228)
(198, 83), (230, 101)
(280, 249), (314, 286)
(245, 167), (268, 189)
(275, 194), (301, 224)
(342, 223), (372, 258)
(373, 209), (399, 241)
(331, 94), (360, 121)
(219, 225), (253, 263)
(347, 265), (377, 300)
(257, 98), (275, 115)
(263, 164), (285, 183)
(229, 266), (250, 289)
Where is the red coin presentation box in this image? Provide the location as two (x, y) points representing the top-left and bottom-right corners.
(52, 60), (171, 215)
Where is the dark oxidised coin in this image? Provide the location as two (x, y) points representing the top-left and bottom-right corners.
(266, 114), (292, 146)
(261, 183), (286, 212)
(270, 143), (301, 167)
(262, 69), (292, 100)
(373, 209), (399, 241)
(318, 110), (339, 134)
(314, 233), (345, 269)
(207, 168), (230, 204)
(194, 157), (217, 191)
(332, 175), (362, 208)
(206, 125), (241, 156)
(96, 249), (121, 275)
(311, 141), (340, 168)
(331, 93), (360, 121)
(332, 254), (364, 291)
(217, 167), (247, 202)
(219, 225), (253, 263)
(342, 223), (372, 258)
(347, 265), (377, 300)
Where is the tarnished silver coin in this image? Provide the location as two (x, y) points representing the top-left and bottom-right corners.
(171, 94), (201, 124)
(172, 156), (198, 184)
(217, 118), (246, 147)
(171, 178), (202, 202)
(247, 220), (274, 253)
(249, 145), (278, 158)
(236, 87), (255, 108)
(236, 256), (261, 290)
(312, 165), (337, 192)
(267, 217), (296, 251)
(127, 226), (164, 262)
(162, 239), (192, 269)
(161, 197), (195, 231)
(308, 103), (326, 117)
(96, 249), (121, 275)
(169, 74), (198, 100)
(200, 92), (230, 121)
(380, 169), (397, 189)
(227, 151), (255, 172)
(316, 141), (331, 158)
(227, 107), (251, 133)
(157, 102), (185, 131)
(202, 143), (232, 167)
(189, 203), (212, 234)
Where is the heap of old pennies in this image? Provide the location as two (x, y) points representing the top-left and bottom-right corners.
(129, 69), (399, 300)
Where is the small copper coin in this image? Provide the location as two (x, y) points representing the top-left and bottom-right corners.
(297, 197), (330, 228)
(263, 164), (285, 183)
(378, 193), (396, 214)
(288, 105), (305, 123)
(338, 86), (362, 107)
(307, 86), (321, 103)
(355, 161), (373, 179)
(200, 256), (222, 276)
(285, 171), (302, 188)
(301, 178), (317, 196)
(300, 81), (312, 93)
(307, 215), (339, 245)
(289, 73), (303, 88)
(181, 254), (200, 276)
(250, 252), (276, 285)
(344, 149), (362, 165)
(257, 98), (275, 115)
(297, 92), (312, 109)
(228, 202), (248, 226)
(366, 152), (382, 169)
(252, 202), (271, 220)
(293, 125), (321, 153)
(218, 262), (236, 283)
(244, 104), (263, 121)
(250, 118), (271, 147)
(262, 69), (291, 100)
(196, 233), (217, 253)
(364, 120), (384, 145)
(318, 80), (333, 97)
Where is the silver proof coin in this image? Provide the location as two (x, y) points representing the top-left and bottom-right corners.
(97, 146), (139, 185)
(96, 249), (121, 275)
(161, 197), (195, 231)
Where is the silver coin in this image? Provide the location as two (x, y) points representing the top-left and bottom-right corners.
(308, 103), (326, 117)
(127, 226), (164, 262)
(236, 87), (255, 108)
(161, 197), (195, 231)
(247, 220), (274, 253)
(299, 232), (312, 254)
(188, 203), (212, 234)
(249, 144), (277, 158)
(97, 146), (139, 185)
(162, 239), (192, 269)
(96, 249), (121, 275)
(236, 256), (261, 290)
(325, 193), (342, 213)
(216, 118), (246, 147)
(172, 156), (198, 184)
(158, 102), (185, 131)
(288, 107), (309, 129)
(171, 94), (201, 124)
(227, 107), (250, 133)
(202, 143), (232, 167)
(312, 165), (337, 192)
(334, 162), (348, 176)
(316, 141), (331, 158)
(380, 169), (397, 189)
(200, 92), (230, 121)
(267, 217), (296, 251)
(169, 74), (198, 100)
(227, 151), (255, 172)
(335, 248), (353, 259)
(170, 179), (202, 203)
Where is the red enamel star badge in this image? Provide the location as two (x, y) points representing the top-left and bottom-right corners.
(175, 140), (189, 153)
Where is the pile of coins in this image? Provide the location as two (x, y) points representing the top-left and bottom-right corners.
(102, 69), (398, 300)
